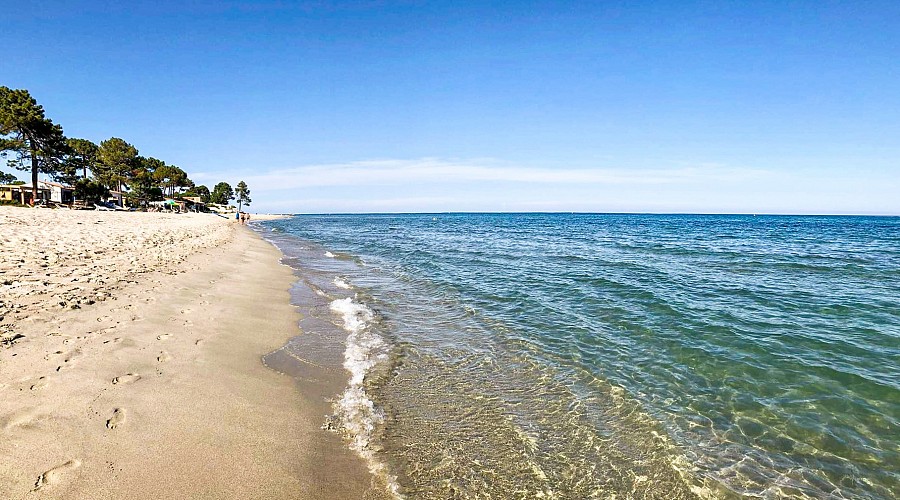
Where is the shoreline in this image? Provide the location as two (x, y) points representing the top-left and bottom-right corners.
(0, 207), (379, 499)
(254, 225), (401, 498)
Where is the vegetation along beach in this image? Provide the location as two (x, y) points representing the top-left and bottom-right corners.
(2, 2), (899, 499)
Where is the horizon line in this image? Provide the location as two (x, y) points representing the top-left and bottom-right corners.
(255, 211), (900, 217)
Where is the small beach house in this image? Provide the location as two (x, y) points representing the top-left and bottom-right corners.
(0, 184), (51, 205)
(38, 181), (75, 204)
(107, 190), (125, 207)
(177, 196), (207, 212)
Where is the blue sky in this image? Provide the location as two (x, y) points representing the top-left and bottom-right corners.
(2, 1), (898, 214)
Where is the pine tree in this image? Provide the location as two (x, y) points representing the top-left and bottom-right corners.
(96, 137), (138, 193)
(211, 182), (234, 205)
(235, 181), (251, 213)
(0, 87), (69, 203)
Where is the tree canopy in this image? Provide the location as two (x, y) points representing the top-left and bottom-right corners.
(73, 178), (110, 204)
(236, 181), (251, 212)
(1, 86), (245, 208)
(195, 185), (211, 203)
(96, 137), (138, 192)
(153, 164), (191, 197)
(0, 86), (69, 201)
(0, 169), (18, 184)
(183, 184), (211, 203)
(59, 138), (99, 184)
(210, 182), (234, 205)
(128, 156), (163, 201)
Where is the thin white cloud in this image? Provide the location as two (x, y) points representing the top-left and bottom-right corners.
(194, 158), (899, 214)
(214, 158), (773, 192)
(259, 196), (461, 211)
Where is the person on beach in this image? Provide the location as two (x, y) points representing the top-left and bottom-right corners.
(240, 213), (246, 225)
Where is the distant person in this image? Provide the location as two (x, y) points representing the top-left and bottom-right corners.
(240, 213), (246, 225)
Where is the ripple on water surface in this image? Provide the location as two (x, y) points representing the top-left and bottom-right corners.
(260, 214), (900, 499)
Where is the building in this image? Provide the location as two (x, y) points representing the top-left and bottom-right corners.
(107, 190), (125, 207)
(38, 181), (76, 204)
(0, 184), (51, 205)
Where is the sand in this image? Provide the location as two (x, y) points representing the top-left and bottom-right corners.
(0, 207), (381, 499)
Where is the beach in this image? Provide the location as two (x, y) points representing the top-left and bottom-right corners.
(0, 207), (381, 499)
(3, 208), (897, 499)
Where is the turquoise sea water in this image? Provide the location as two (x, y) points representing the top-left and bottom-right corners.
(259, 214), (899, 499)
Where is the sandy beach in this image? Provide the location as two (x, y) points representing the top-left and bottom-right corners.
(0, 207), (380, 499)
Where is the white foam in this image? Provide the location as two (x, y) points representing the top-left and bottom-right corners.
(334, 277), (352, 289)
(324, 251), (336, 258)
(330, 297), (373, 335)
(328, 297), (401, 497)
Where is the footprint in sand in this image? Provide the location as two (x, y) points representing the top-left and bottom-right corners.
(157, 351), (172, 363)
(111, 373), (141, 385)
(30, 377), (48, 391)
(43, 350), (65, 361)
(94, 326), (118, 338)
(2, 408), (39, 431)
(46, 347), (81, 366)
(106, 408), (126, 429)
(194, 339), (204, 346)
(167, 316), (193, 327)
(33, 460), (81, 491)
(156, 333), (171, 341)
(56, 354), (78, 372)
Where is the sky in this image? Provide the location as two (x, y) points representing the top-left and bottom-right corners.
(2, 0), (898, 214)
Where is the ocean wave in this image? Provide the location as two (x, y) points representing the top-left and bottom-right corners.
(334, 277), (352, 289)
(325, 251), (336, 258)
(329, 297), (401, 497)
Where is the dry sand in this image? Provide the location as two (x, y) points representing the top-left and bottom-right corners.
(0, 207), (381, 499)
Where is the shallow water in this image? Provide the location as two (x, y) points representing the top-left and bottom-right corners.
(259, 214), (899, 499)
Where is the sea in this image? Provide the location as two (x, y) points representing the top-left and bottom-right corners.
(254, 213), (899, 499)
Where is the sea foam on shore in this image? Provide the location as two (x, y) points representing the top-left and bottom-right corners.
(329, 296), (400, 496)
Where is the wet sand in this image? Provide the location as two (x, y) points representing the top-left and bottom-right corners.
(0, 207), (381, 499)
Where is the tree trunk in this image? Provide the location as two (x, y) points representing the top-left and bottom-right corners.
(31, 149), (39, 205)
